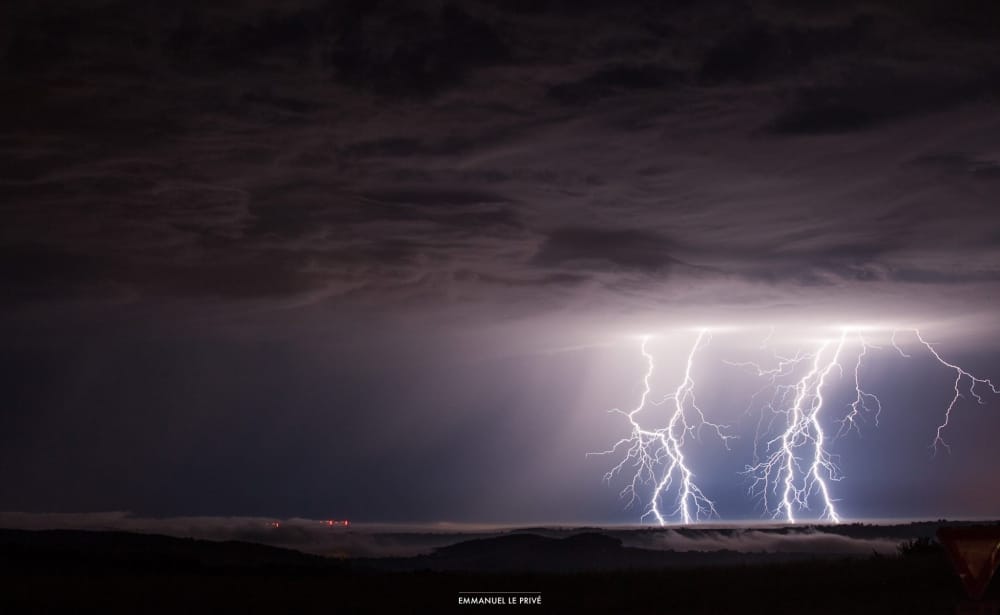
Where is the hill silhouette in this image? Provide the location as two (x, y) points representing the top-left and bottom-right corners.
(0, 528), (336, 572)
(360, 531), (837, 572)
(0, 525), (994, 613)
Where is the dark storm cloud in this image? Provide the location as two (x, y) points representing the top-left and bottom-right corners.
(340, 116), (551, 164)
(2, 0), (1000, 320)
(343, 138), (429, 158)
(886, 268), (1000, 285)
(356, 189), (523, 234)
(547, 64), (682, 106)
(0, 242), (334, 302)
(165, 6), (321, 71)
(0, 244), (109, 298)
(452, 269), (587, 289)
(909, 153), (1000, 180)
(148, 255), (333, 300)
(341, 134), (500, 161)
(698, 19), (859, 84)
(327, 3), (510, 97)
(904, 0), (1000, 37)
(713, 237), (899, 286)
(979, 167), (1000, 180)
(240, 90), (326, 115)
(2, 0), (1000, 532)
(362, 188), (509, 207)
(767, 72), (1000, 135)
(533, 228), (683, 272)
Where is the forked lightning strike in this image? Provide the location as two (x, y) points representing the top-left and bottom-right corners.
(593, 331), (733, 525)
(743, 332), (851, 523)
(911, 330), (1000, 454)
(598, 326), (999, 525)
(837, 333), (883, 438)
(734, 327), (999, 523)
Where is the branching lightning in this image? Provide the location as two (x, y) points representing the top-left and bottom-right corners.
(597, 325), (999, 525)
(911, 329), (1000, 454)
(592, 331), (733, 525)
(836, 333), (883, 438)
(733, 327), (999, 523)
(741, 332), (850, 523)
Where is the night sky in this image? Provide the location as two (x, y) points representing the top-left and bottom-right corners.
(2, 1), (1000, 525)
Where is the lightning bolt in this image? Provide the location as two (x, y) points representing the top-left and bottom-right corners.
(736, 327), (999, 523)
(908, 329), (1000, 454)
(743, 332), (848, 523)
(598, 326), (999, 525)
(836, 333), (883, 438)
(593, 331), (733, 525)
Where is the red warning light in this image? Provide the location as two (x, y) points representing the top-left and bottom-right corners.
(270, 521), (281, 529)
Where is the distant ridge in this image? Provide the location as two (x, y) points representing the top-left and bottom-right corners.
(0, 528), (334, 572)
(4, 521), (995, 574)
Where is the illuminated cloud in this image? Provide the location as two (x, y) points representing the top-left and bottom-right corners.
(1, 1), (998, 524)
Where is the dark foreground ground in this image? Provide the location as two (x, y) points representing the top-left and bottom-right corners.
(0, 527), (994, 614)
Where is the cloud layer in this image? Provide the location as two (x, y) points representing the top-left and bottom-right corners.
(2, 1), (999, 332)
(2, 1), (1000, 526)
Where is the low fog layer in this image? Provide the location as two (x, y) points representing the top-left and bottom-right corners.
(0, 512), (917, 558)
